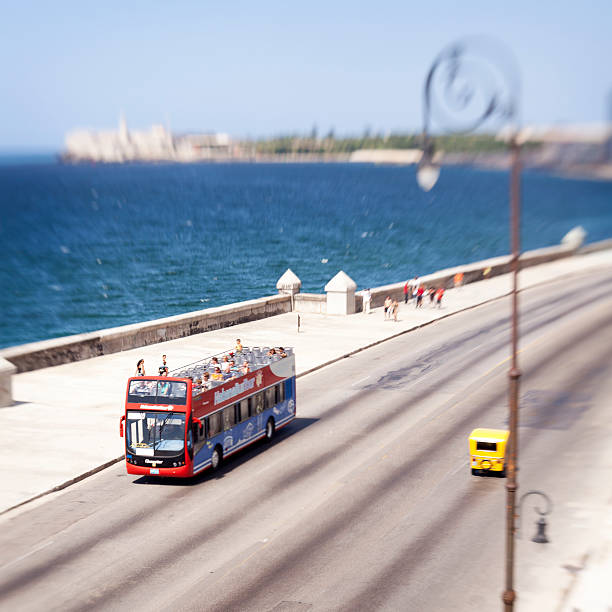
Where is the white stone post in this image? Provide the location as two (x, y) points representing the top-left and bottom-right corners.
(276, 269), (302, 311)
(561, 226), (587, 250)
(0, 358), (17, 407)
(325, 271), (357, 315)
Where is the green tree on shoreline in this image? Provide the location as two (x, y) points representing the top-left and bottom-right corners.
(250, 132), (540, 155)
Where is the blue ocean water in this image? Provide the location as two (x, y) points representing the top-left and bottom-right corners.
(1, 161), (611, 349)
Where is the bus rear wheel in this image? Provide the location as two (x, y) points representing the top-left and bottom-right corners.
(211, 445), (223, 471)
(265, 418), (275, 442)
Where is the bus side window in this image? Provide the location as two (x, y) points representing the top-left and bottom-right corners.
(224, 405), (236, 431)
(264, 387), (275, 410)
(254, 392), (264, 415)
(275, 383), (285, 404)
(239, 398), (249, 422)
(208, 412), (222, 438)
(234, 402), (241, 424)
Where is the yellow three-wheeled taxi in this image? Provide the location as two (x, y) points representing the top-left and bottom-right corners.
(469, 428), (510, 477)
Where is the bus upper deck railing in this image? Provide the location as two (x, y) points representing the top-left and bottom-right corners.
(166, 346), (294, 393)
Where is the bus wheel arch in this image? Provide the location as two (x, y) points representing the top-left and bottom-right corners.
(211, 445), (223, 470)
(265, 417), (275, 442)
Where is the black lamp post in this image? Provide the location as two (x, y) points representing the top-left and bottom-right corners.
(416, 38), (522, 611)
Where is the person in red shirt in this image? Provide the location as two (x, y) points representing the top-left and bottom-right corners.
(416, 285), (425, 308)
(435, 287), (445, 308)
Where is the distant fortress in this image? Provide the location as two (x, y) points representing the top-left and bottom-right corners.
(62, 115), (612, 177)
(62, 115), (235, 163)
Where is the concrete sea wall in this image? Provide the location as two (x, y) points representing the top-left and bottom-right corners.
(366, 243), (580, 309)
(1, 295), (291, 374)
(2, 239), (611, 385)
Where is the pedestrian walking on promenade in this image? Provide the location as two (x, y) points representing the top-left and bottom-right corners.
(135, 359), (145, 376)
(416, 285), (425, 308)
(403, 281), (409, 304)
(412, 276), (419, 301)
(384, 296), (392, 320)
(435, 287), (445, 308)
(428, 287), (436, 306)
(454, 272), (464, 289)
(392, 299), (399, 322)
(363, 288), (372, 314)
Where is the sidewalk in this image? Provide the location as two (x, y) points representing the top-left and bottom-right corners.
(1, 249), (611, 516)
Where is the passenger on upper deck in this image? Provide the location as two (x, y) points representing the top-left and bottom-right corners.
(202, 372), (212, 389)
(212, 367), (223, 381)
(278, 347), (288, 358)
(210, 357), (220, 368)
(242, 361), (251, 374)
(267, 348), (277, 357)
(135, 359), (145, 376)
(133, 379), (150, 394)
(221, 356), (231, 373)
(159, 354), (169, 376)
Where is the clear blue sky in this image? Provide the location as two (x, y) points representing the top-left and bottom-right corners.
(1, 0), (610, 151)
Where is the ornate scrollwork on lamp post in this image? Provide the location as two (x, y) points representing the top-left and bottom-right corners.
(417, 37), (522, 611)
(417, 38), (519, 190)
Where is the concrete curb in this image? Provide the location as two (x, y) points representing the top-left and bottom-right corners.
(297, 290), (515, 379)
(0, 455), (124, 516)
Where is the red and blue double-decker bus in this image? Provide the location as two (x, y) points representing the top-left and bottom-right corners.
(119, 347), (296, 477)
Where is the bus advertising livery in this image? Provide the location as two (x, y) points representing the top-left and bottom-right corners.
(119, 347), (296, 477)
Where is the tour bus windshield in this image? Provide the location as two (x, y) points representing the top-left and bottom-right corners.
(126, 411), (186, 455)
(127, 380), (187, 405)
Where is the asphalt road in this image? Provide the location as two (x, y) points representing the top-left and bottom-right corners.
(1, 268), (612, 612)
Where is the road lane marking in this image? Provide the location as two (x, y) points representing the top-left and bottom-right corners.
(429, 322), (575, 423)
(479, 299), (612, 381)
(450, 460), (468, 476)
(1, 539), (54, 570)
(211, 479), (348, 584)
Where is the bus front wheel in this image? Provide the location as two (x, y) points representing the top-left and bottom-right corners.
(211, 445), (223, 470)
(265, 418), (275, 442)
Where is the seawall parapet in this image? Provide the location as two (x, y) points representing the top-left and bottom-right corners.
(2, 238), (611, 386)
(365, 242), (582, 309)
(0, 294), (291, 375)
